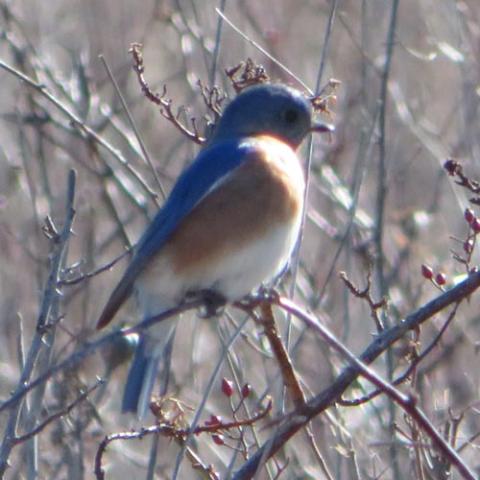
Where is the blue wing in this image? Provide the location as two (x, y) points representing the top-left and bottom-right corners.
(136, 140), (247, 261)
(97, 138), (250, 328)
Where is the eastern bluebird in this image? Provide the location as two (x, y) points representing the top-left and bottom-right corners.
(97, 83), (333, 418)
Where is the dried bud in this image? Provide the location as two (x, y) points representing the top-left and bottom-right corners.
(444, 158), (459, 176)
(212, 434), (225, 446)
(205, 414), (222, 427)
(241, 383), (252, 398)
(472, 218), (480, 233)
(465, 208), (475, 225)
(421, 264), (434, 280)
(221, 378), (234, 397)
(464, 238), (474, 254)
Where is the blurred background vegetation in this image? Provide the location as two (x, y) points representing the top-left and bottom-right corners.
(0, 0), (479, 478)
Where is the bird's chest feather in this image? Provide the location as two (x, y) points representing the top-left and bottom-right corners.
(168, 137), (303, 263)
(139, 136), (305, 301)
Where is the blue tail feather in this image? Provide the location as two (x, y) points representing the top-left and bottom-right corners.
(121, 336), (160, 416)
(121, 322), (176, 418)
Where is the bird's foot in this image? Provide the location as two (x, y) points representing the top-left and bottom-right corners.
(186, 289), (227, 318)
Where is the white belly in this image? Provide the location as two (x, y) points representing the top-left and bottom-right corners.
(135, 214), (301, 317)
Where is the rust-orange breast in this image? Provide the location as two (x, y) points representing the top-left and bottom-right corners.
(163, 135), (305, 275)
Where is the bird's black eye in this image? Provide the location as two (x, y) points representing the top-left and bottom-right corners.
(284, 108), (299, 124)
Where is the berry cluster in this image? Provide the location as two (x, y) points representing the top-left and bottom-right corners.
(202, 377), (255, 448)
(421, 264), (447, 287)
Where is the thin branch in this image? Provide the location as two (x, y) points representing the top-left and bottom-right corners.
(196, 398), (272, 434)
(12, 380), (102, 445)
(95, 423), (221, 480)
(339, 302), (460, 406)
(375, 2), (401, 477)
(99, 54), (166, 201)
(232, 272), (480, 480)
(274, 296), (475, 480)
(444, 158), (480, 197)
(0, 169), (77, 476)
(215, 8), (312, 93)
(252, 301), (306, 409)
(339, 270), (387, 332)
(129, 43), (206, 145)
(0, 299), (205, 416)
(60, 248), (131, 286)
(209, 0), (227, 87)
(0, 59), (159, 201)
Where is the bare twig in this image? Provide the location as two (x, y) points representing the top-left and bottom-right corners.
(375, 2), (401, 477)
(95, 422), (221, 480)
(215, 8), (311, 92)
(129, 43), (206, 145)
(444, 159), (480, 197)
(99, 54), (166, 201)
(232, 272), (480, 480)
(197, 398), (273, 434)
(197, 79), (226, 120)
(0, 299), (205, 416)
(12, 379), (102, 445)
(0, 59), (159, 202)
(60, 248), (131, 286)
(253, 301), (305, 409)
(339, 270), (387, 332)
(339, 302), (460, 406)
(0, 170), (77, 476)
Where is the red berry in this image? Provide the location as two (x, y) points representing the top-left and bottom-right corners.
(472, 218), (480, 233)
(435, 272), (447, 285)
(444, 159), (459, 176)
(464, 238), (474, 253)
(205, 414), (222, 426)
(421, 264), (434, 280)
(241, 383), (252, 398)
(212, 434), (225, 445)
(221, 378), (234, 397)
(465, 208), (475, 225)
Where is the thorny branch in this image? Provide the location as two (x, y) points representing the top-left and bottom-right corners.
(95, 399), (272, 479)
(232, 273), (480, 480)
(130, 43), (206, 145)
(339, 270), (387, 332)
(444, 158), (480, 198)
(339, 302), (460, 406)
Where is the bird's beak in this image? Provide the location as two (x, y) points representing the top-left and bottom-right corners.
(311, 121), (335, 133)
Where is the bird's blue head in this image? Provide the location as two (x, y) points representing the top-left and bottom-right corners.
(211, 83), (333, 148)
